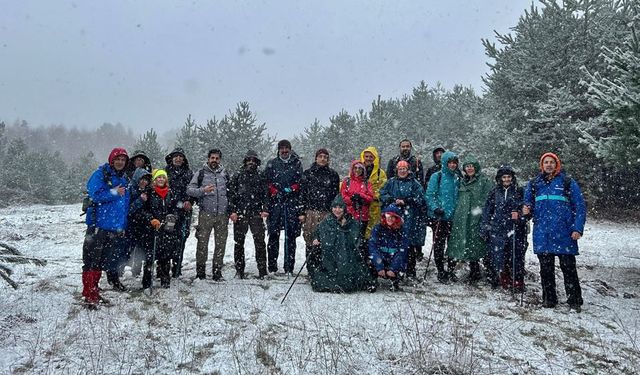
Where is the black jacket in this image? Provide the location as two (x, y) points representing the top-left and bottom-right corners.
(228, 166), (268, 217)
(301, 163), (340, 212)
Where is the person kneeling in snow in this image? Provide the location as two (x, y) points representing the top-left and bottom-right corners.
(148, 169), (181, 289)
(308, 196), (373, 293)
(367, 204), (409, 292)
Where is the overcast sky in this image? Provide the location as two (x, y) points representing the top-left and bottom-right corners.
(0, 1), (531, 138)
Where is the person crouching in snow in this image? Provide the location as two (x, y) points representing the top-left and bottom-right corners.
(308, 196), (373, 293)
(480, 165), (528, 290)
(368, 204), (409, 292)
(148, 169), (180, 289)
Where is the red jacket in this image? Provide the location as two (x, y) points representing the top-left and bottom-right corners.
(340, 160), (375, 221)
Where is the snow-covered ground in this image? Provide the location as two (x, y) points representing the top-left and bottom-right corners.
(1, 204), (639, 374)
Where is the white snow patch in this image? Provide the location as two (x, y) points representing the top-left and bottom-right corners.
(0, 204), (639, 373)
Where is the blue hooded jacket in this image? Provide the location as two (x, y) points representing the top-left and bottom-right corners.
(368, 204), (409, 273)
(425, 150), (460, 221)
(523, 170), (586, 255)
(86, 163), (130, 232)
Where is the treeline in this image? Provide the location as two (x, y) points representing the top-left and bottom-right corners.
(1, 0), (638, 215)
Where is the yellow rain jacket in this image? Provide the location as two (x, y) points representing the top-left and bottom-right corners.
(360, 146), (387, 239)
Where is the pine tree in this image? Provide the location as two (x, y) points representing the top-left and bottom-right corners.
(292, 119), (327, 166)
(132, 129), (166, 168)
(174, 114), (200, 165)
(324, 110), (358, 175)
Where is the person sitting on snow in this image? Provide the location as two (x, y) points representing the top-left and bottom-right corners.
(367, 204), (409, 292)
(308, 196), (373, 293)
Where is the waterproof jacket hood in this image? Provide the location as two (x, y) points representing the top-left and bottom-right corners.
(165, 148), (190, 169)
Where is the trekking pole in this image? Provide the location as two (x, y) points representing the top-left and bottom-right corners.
(176, 218), (187, 277)
(511, 216), (523, 306)
(151, 228), (159, 296)
(281, 259), (307, 304)
(423, 219), (440, 280)
(283, 202), (289, 274)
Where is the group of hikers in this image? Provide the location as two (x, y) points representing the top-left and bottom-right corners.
(80, 139), (587, 313)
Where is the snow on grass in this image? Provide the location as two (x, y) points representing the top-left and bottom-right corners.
(1, 204), (639, 374)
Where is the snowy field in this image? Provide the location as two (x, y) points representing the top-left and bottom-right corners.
(1, 204), (639, 374)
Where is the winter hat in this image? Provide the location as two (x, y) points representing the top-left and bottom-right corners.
(331, 195), (346, 210)
(539, 152), (561, 177)
(396, 160), (410, 169)
(243, 149), (261, 166)
(132, 168), (152, 185)
(381, 204), (404, 229)
(108, 148), (129, 165)
(315, 148), (330, 158)
(277, 139), (292, 150)
(152, 169), (168, 181)
(496, 164), (516, 185)
(165, 147), (188, 166)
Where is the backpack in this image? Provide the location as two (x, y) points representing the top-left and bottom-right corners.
(194, 168), (227, 205)
(80, 167), (112, 217)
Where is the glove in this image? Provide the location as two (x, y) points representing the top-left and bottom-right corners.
(150, 219), (161, 230)
(434, 208), (445, 218)
(351, 193), (363, 205)
(283, 187), (293, 194)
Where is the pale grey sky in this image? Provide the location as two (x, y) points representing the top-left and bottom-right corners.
(0, 0), (531, 137)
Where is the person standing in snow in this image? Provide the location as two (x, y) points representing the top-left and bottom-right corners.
(264, 140), (304, 275)
(360, 147), (387, 241)
(81, 148), (130, 306)
(386, 139), (425, 186)
(523, 153), (586, 312)
(481, 165), (528, 290)
(368, 204), (409, 292)
(164, 147), (194, 278)
(425, 150), (461, 283)
(228, 150), (269, 279)
(300, 148), (340, 272)
(148, 169), (181, 289)
(446, 155), (493, 283)
(379, 160), (427, 279)
(127, 168), (153, 278)
(187, 149), (230, 281)
(340, 160), (375, 241)
(125, 150), (152, 179)
(423, 146), (445, 191)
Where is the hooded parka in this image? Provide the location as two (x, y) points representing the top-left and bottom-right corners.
(446, 156), (493, 262)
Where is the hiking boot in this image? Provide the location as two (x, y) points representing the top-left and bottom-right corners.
(111, 279), (128, 292)
(568, 304), (582, 313)
(257, 269), (268, 279)
(416, 252), (424, 262)
(367, 284), (377, 293)
(235, 271), (245, 280)
(500, 272), (512, 290)
(513, 280), (525, 293)
(98, 296), (111, 305)
(212, 270), (224, 282)
(161, 279), (171, 288)
(448, 271), (459, 283)
(542, 300), (557, 308)
(195, 273), (206, 280)
(390, 279), (402, 292)
(437, 270), (450, 284)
